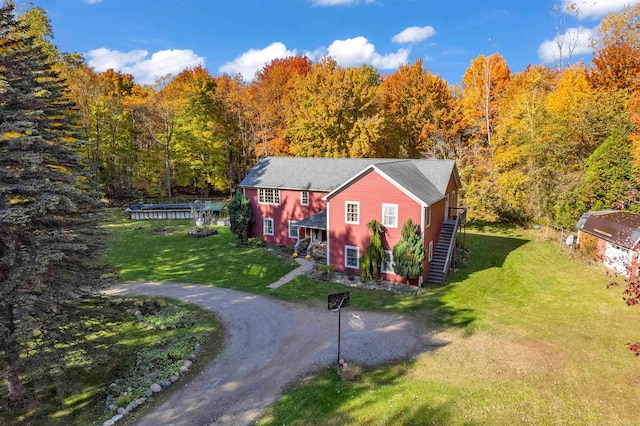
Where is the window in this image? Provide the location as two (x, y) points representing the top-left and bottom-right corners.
(263, 218), (274, 236)
(258, 188), (280, 205)
(382, 204), (398, 228)
(288, 220), (299, 239)
(381, 250), (395, 274)
(428, 240), (433, 262)
(300, 191), (309, 206)
(345, 201), (359, 224)
(345, 245), (359, 269)
(424, 206), (431, 228)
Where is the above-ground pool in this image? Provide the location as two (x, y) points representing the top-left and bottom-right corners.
(125, 202), (225, 220)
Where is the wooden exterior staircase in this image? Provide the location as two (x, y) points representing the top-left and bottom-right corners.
(426, 208), (466, 284)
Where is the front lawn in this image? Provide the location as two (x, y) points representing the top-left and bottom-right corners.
(106, 215), (296, 292)
(105, 215), (640, 424)
(258, 226), (640, 425)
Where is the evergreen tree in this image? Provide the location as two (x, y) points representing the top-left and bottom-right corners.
(0, 1), (108, 404)
(228, 190), (253, 243)
(392, 219), (426, 282)
(555, 127), (639, 226)
(359, 220), (385, 282)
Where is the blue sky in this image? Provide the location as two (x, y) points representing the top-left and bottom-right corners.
(30, 0), (640, 85)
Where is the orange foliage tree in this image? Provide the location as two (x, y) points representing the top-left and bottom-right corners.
(380, 58), (464, 159)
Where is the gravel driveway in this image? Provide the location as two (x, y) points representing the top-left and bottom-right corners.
(104, 282), (430, 426)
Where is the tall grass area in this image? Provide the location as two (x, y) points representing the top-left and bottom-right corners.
(257, 225), (640, 425)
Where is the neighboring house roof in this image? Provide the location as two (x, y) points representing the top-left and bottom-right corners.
(576, 210), (640, 250)
(294, 210), (327, 230)
(240, 156), (459, 205)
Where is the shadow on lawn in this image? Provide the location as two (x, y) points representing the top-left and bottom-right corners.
(450, 230), (530, 282)
(264, 365), (459, 425)
(418, 228), (530, 330)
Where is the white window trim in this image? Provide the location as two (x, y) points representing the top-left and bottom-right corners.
(382, 203), (398, 228)
(300, 191), (309, 206)
(428, 240), (433, 262)
(258, 188), (280, 205)
(288, 220), (299, 239)
(381, 250), (395, 274)
(345, 201), (360, 224)
(345, 245), (359, 269)
(263, 218), (274, 236)
(425, 205), (431, 229)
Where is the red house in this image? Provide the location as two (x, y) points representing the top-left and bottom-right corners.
(576, 210), (640, 278)
(240, 157), (465, 285)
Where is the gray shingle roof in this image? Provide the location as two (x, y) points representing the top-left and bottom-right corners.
(240, 156), (458, 205)
(294, 210), (327, 230)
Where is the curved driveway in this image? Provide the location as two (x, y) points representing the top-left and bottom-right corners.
(103, 282), (430, 426)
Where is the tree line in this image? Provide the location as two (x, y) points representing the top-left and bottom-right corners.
(23, 5), (640, 228)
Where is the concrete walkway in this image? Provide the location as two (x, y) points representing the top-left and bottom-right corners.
(267, 257), (314, 288)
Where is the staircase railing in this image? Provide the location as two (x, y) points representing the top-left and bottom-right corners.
(442, 214), (461, 276)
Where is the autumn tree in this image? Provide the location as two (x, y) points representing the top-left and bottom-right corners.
(287, 57), (385, 158)
(64, 65), (140, 196)
(250, 56), (312, 156)
(380, 58), (463, 158)
(493, 65), (555, 221)
(167, 66), (230, 195)
(461, 52), (511, 172)
(215, 74), (259, 187)
(589, 4), (640, 92)
(0, 1), (108, 403)
(132, 78), (178, 198)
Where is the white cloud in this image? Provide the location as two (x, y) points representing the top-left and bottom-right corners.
(325, 36), (410, 69)
(392, 26), (436, 43)
(218, 42), (297, 81)
(86, 48), (205, 85)
(83, 0), (103, 3)
(537, 26), (595, 63)
(219, 36), (409, 81)
(564, 0), (640, 19)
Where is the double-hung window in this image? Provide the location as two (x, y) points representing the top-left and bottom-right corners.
(263, 218), (274, 236)
(382, 204), (398, 228)
(345, 201), (359, 224)
(288, 220), (299, 239)
(345, 245), (359, 269)
(258, 188), (280, 205)
(381, 250), (395, 274)
(300, 191), (309, 206)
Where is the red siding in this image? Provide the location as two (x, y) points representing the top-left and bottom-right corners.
(245, 188), (327, 245)
(328, 170), (423, 283)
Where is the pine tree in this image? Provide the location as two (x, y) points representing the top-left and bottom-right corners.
(0, 1), (108, 404)
(392, 219), (426, 282)
(228, 190), (253, 243)
(359, 220), (385, 282)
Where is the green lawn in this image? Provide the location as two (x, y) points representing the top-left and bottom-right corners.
(106, 216), (640, 424)
(2, 297), (223, 426)
(258, 226), (640, 425)
(106, 215), (297, 291)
